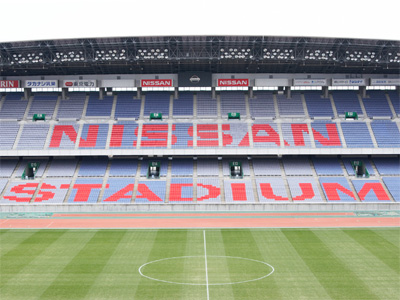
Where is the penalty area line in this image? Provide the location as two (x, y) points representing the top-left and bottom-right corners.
(203, 230), (210, 300)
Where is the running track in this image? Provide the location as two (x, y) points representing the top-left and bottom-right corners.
(1, 212), (399, 229)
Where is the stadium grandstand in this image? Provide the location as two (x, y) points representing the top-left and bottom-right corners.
(0, 35), (399, 210)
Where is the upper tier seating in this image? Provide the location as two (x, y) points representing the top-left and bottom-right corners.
(57, 93), (86, 119)
(0, 122), (19, 149)
(143, 92), (170, 116)
(388, 91), (399, 116)
(362, 91), (393, 117)
(85, 93), (114, 117)
(17, 123), (50, 150)
(249, 91), (276, 118)
(114, 92), (141, 119)
(371, 121), (400, 147)
(0, 93), (27, 119)
(332, 91), (363, 116)
(171, 123), (193, 149)
(197, 92), (217, 117)
(173, 92), (194, 117)
(220, 91), (247, 117)
(48, 122), (80, 149)
(27, 93), (58, 119)
(304, 91), (333, 118)
(341, 122), (374, 148)
(277, 93), (305, 117)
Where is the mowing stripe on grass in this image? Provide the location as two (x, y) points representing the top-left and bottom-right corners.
(39, 230), (126, 299)
(313, 229), (399, 300)
(0, 230), (99, 299)
(134, 230), (192, 299)
(371, 228), (400, 248)
(342, 229), (400, 274)
(283, 229), (379, 300)
(221, 229), (281, 300)
(0, 230), (67, 287)
(252, 229), (332, 300)
(204, 230), (210, 300)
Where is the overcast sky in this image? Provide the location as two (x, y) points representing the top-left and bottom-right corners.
(1, 0), (399, 43)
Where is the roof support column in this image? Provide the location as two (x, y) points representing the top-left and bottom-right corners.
(99, 87), (105, 100)
(322, 86), (329, 98)
(248, 86), (253, 98)
(212, 87), (216, 99)
(285, 86), (291, 99)
(137, 87), (142, 99)
(359, 86), (366, 98)
(24, 88), (31, 100)
(62, 88), (68, 100)
(174, 87), (179, 99)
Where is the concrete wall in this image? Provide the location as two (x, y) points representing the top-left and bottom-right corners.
(1, 203), (399, 212)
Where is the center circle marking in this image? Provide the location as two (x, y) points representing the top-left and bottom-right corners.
(138, 255), (274, 286)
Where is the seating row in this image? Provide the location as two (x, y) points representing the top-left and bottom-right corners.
(1, 176), (398, 203)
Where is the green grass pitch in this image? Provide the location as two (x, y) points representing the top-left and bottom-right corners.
(0, 228), (399, 299)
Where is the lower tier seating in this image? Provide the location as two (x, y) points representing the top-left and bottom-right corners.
(1, 156), (398, 204)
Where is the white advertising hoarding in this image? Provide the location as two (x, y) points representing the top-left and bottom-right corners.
(294, 79), (328, 86)
(371, 78), (400, 86)
(332, 79), (366, 86)
(24, 80), (58, 88)
(255, 78), (290, 87)
(63, 80), (97, 88)
(101, 80), (135, 88)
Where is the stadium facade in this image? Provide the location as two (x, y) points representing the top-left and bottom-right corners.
(0, 35), (399, 212)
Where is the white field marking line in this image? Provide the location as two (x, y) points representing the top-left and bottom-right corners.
(138, 255), (275, 286)
(0, 219), (9, 225)
(45, 221), (53, 228)
(203, 230), (210, 300)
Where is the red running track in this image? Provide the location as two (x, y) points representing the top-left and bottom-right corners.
(0, 215), (399, 229)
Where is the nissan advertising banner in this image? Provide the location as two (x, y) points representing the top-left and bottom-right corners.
(217, 79), (249, 87)
(0, 80), (20, 88)
(140, 79), (173, 87)
(63, 80), (97, 88)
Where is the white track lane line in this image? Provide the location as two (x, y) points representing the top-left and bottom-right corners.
(203, 230), (210, 300)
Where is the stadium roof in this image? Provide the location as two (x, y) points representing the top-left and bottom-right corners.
(1, 36), (399, 76)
